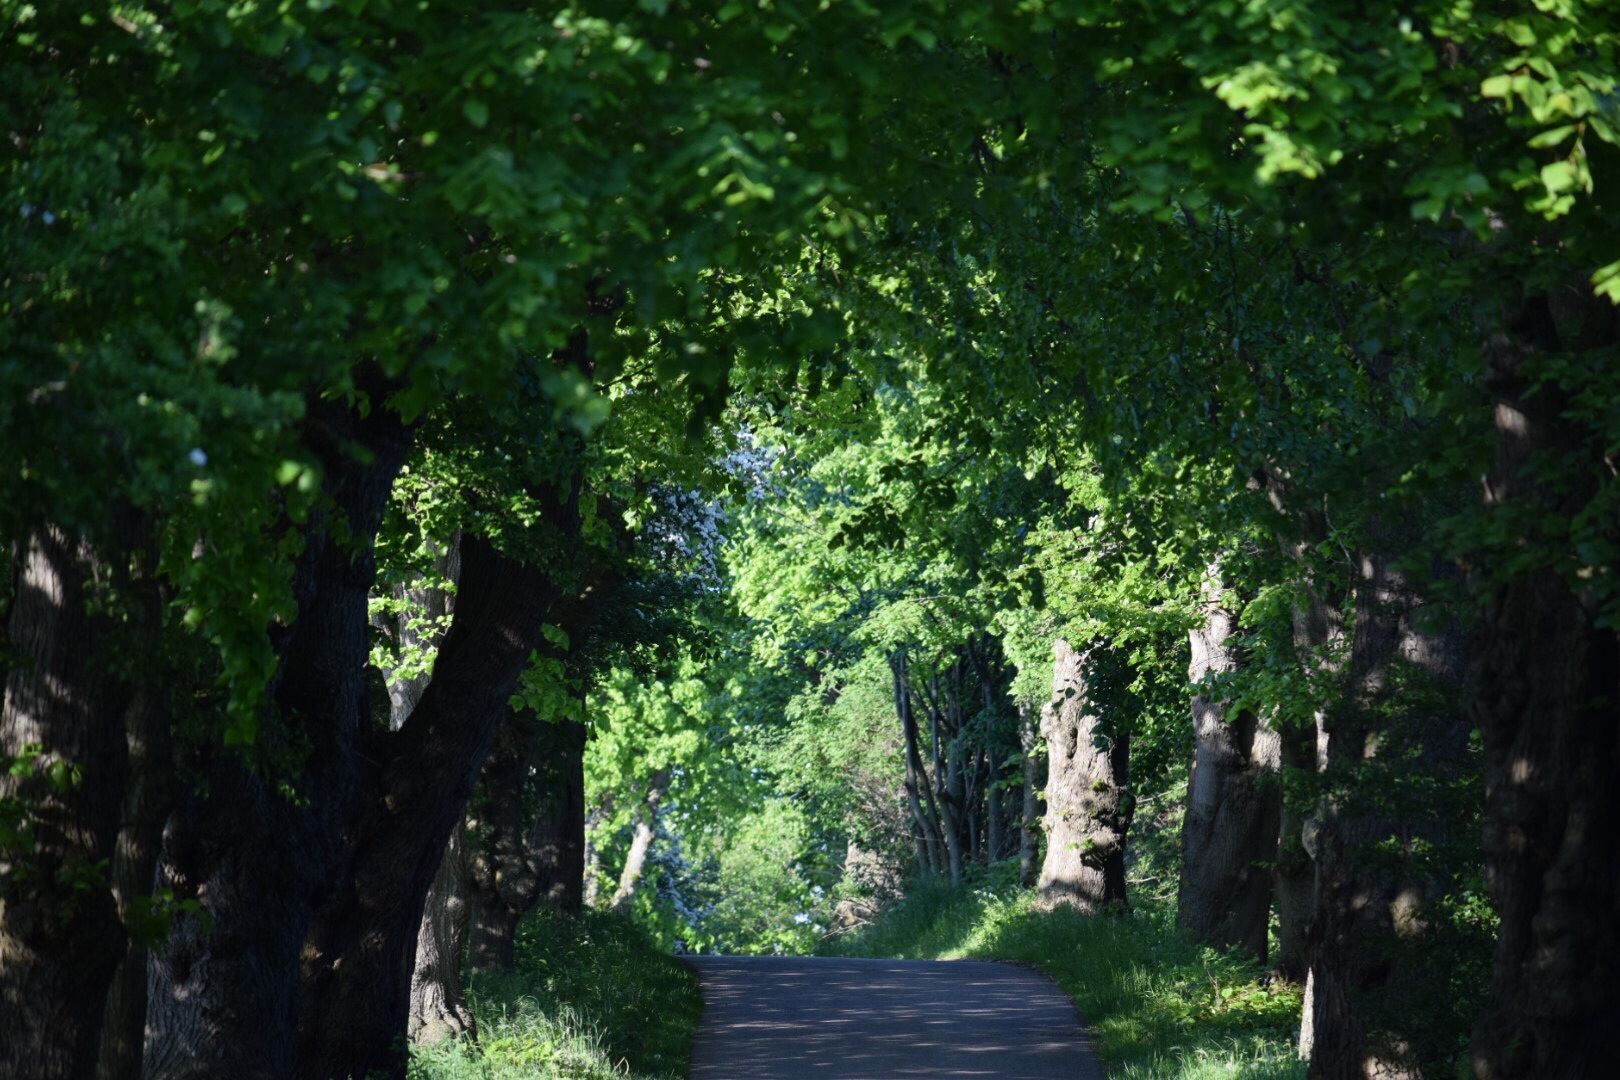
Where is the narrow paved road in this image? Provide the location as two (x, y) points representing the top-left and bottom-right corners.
(683, 955), (1105, 1079)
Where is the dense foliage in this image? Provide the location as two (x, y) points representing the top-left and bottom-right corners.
(3, 3), (1616, 1079)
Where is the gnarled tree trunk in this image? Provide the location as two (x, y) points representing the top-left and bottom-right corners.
(1036, 640), (1132, 910)
(291, 528), (567, 1080)
(1177, 576), (1281, 964)
(408, 822), (475, 1048)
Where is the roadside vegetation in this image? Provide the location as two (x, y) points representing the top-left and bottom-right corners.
(409, 910), (700, 1080)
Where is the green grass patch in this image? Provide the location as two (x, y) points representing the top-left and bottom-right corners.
(823, 879), (1305, 1080)
(410, 908), (701, 1080)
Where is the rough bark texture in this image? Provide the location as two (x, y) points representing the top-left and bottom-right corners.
(0, 526), (132, 1080)
(1036, 640), (1132, 910)
(144, 393), (412, 1080)
(1468, 293), (1620, 1080)
(292, 530), (565, 1080)
(582, 796), (613, 910)
(408, 822), (475, 1048)
(1305, 551), (1472, 1080)
(610, 768), (670, 915)
(1177, 584), (1281, 964)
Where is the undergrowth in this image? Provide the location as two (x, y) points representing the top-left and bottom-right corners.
(822, 879), (1306, 1080)
(409, 908), (700, 1080)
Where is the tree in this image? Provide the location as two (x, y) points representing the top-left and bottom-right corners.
(3, 1), (888, 1073)
(1036, 640), (1132, 910)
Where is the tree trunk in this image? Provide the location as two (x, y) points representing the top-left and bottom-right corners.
(372, 535), (461, 731)
(1177, 577), (1282, 964)
(144, 392), (413, 1080)
(610, 768), (670, 914)
(1469, 293), (1620, 1080)
(1266, 484), (1344, 986)
(1305, 550), (1473, 1080)
(291, 530), (566, 1080)
(466, 704), (587, 973)
(96, 683), (172, 1080)
(1036, 640), (1132, 910)
(1274, 719), (1320, 985)
(372, 537), (478, 1051)
(0, 526), (133, 1080)
(931, 686), (965, 888)
(582, 795), (613, 910)
(1018, 702), (1042, 888)
(893, 651), (944, 876)
(986, 770), (1004, 864)
(527, 716), (587, 916)
(408, 822), (475, 1048)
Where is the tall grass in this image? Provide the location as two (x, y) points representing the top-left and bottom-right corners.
(823, 879), (1306, 1080)
(409, 908), (701, 1080)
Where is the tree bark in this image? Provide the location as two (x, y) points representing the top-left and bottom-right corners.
(408, 821), (475, 1048)
(1018, 702), (1042, 888)
(370, 537), (479, 1050)
(466, 704), (588, 973)
(893, 650), (944, 876)
(610, 768), (671, 914)
(1, 526), (133, 1080)
(526, 716), (588, 916)
(1468, 293), (1620, 1080)
(1036, 640), (1132, 910)
(1266, 484), (1344, 985)
(1305, 550), (1472, 1080)
(582, 795), (613, 910)
(1177, 576), (1281, 964)
(291, 529), (566, 1080)
(95, 682), (172, 1080)
(144, 392), (413, 1080)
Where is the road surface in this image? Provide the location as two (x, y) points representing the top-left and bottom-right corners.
(683, 954), (1106, 1079)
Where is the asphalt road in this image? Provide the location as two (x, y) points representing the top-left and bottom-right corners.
(682, 954), (1106, 1079)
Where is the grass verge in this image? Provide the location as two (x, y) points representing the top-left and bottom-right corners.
(409, 908), (701, 1080)
(822, 879), (1305, 1080)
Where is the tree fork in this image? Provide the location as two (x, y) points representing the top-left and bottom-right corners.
(292, 527), (569, 1080)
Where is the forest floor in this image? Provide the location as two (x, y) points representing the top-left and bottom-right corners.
(822, 881), (1305, 1080)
